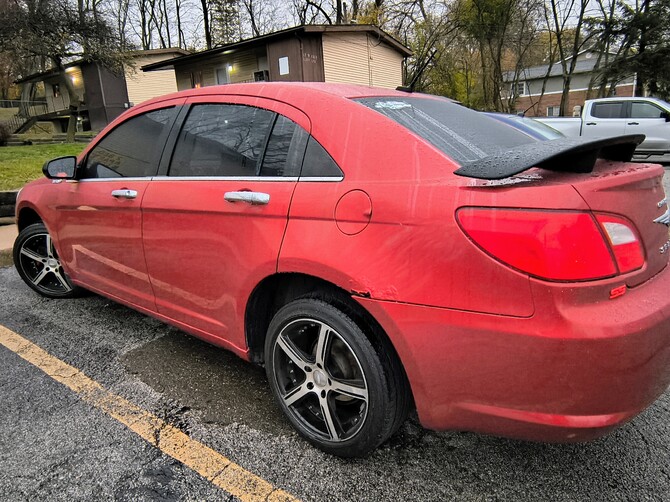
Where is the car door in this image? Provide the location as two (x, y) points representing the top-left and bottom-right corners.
(141, 95), (310, 350)
(625, 100), (670, 153)
(581, 101), (627, 139)
(52, 101), (183, 311)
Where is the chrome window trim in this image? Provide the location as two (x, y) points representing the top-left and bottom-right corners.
(153, 176), (299, 182)
(77, 175), (344, 182)
(151, 176), (343, 182)
(299, 176), (344, 182)
(78, 177), (151, 182)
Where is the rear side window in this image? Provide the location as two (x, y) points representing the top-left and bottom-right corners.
(591, 102), (625, 119)
(259, 115), (309, 177)
(355, 97), (534, 163)
(82, 107), (175, 178)
(170, 104), (274, 177)
(301, 137), (343, 177)
(630, 102), (666, 119)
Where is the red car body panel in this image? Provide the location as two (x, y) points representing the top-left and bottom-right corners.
(142, 178), (297, 353)
(15, 82), (670, 442)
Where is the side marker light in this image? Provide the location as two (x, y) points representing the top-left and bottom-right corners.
(609, 285), (626, 299)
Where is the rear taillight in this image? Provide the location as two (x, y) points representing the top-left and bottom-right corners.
(595, 214), (645, 274)
(456, 208), (644, 281)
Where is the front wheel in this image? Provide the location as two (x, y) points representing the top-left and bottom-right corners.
(13, 222), (80, 298)
(265, 298), (408, 457)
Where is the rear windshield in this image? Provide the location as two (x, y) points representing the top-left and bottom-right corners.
(355, 97), (536, 164)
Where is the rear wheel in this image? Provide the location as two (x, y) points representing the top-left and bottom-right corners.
(265, 298), (408, 457)
(13, 222), (79, 298)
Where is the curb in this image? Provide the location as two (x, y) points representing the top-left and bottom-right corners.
(0, 191), (18, 218)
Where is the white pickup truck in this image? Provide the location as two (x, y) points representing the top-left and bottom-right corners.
(535, 97), (670, 163)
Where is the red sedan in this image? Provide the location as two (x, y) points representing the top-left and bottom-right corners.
(13, 83), (670, 457)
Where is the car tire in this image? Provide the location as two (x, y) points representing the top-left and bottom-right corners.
(13, 222), (80, 299)
(265, 298), (408, 457)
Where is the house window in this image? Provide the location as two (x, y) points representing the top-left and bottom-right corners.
(190, 71), (202, 89)
(52, 84), (61, 98)
(512, 82), (526, 96)
(547, 106), (561, 117)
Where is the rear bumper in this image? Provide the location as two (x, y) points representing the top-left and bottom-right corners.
(356, 266), (670, 442)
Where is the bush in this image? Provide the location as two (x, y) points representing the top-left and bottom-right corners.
(0, 123), (10, 147)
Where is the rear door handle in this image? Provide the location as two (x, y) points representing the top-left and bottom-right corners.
(224, 191), (270, 205)
(585, 122), (597, 126)
(627, 122), (639, 125)
(111, 189), (138, 199)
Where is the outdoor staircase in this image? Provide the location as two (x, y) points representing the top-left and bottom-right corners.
(0, 101), (49, 133)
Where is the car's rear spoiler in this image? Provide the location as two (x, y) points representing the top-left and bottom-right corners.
(453, 134), (645, 180)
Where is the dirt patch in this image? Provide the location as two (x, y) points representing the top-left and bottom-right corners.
(0, 249), (12, 268)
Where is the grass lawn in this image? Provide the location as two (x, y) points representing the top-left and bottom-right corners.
(0, 144), (86, 191)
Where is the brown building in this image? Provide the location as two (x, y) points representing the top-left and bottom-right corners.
(8, 49), (188, 133)
(504, 50), (636, 117)
(142, 25), (412, 91)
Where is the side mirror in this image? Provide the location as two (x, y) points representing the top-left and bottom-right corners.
(43, 156), (77, 180)
(661, 111), (670, 122)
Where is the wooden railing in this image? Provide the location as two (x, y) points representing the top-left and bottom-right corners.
(0, 100), (49, 133)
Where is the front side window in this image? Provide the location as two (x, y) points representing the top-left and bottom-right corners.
(591, 102), (625, 119)
(170, 104), (275, 177)
(630, 102), (666, 119)
(82, 108), (175, 179)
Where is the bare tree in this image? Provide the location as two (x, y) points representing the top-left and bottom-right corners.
(546, 0), (593, 115)
(0, 0), (126, 141)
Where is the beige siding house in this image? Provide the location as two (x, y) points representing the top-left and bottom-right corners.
(143, 25), (411, 91)
(124, 48), (189, 105)
(322, 32), (404, 88)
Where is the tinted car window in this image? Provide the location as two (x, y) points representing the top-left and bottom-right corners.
(82, 108), (175, 178)
(259, 115), (309, 177)
(301, 137), (343, 177)
(591, 102), (625, 119)
(355, 97), (535, 163)
(170, 104), (275, 177)
(630, 102), (665, 119)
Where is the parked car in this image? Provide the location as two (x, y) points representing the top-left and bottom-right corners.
(13, 83), (670, 457)
(485, 113), (564, 140)
(535, 97), (670, 163)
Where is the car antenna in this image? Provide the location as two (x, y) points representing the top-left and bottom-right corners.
(396, 49), (438, 93)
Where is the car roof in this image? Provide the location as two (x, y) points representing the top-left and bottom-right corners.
(138, 82), (422, 110)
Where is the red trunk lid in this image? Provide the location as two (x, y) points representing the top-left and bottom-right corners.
(568, 160), (669, 286)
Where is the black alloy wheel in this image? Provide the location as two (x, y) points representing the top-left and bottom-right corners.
(265, 298), (408, 457)
(13, 222), (79, 298)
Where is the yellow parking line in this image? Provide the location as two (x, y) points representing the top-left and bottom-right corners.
(0, 324), (299, 502)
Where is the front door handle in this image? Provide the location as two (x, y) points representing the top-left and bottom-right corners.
(224, 191), (270, 205)
(111, 189), (138, 199)
(585, 122), (597, 126)
(627, 122), (639, 126)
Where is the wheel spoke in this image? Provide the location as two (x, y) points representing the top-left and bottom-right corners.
(45, 233), (54, 258)
(319, 396), (339, 441)
(276, 334), (310, 368)
(282, 383), (311, 407)
(315, 323), (331, 367)
(20, 247), (46, 264)
(331, 379), (368, 402)
(52, 268), (72, 292)
(30, 267), (50, 287)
